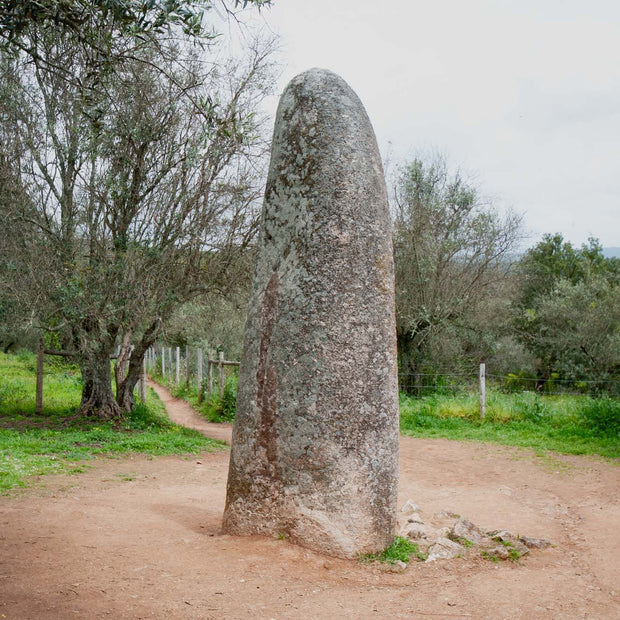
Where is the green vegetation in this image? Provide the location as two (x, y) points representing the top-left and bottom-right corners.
(400, 391), (619, 458)
(480, 550), (500, 564)
(449, 535), (473, 548)
(360, 536), (426, 565)
(0, 352), (225, 494)
(150, 365), (237, 423)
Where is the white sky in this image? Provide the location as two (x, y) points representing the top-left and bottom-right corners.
(242, 0), (620, 248)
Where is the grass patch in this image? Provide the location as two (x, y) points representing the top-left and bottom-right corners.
(0, 351), (225, 494)
(449, 534), (473, 548)
(480, 550), (500, 564)
(360, 536), (426, 565)
(399, 391), (619, 458)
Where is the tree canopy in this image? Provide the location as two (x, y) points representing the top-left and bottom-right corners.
(392, 154), (523, 386)
(0, 0), (276, 419)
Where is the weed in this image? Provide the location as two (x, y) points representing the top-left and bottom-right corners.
(480, 550), (500, 564)
(580, 398), (620, 437)
(360, 536), (427, 565)
(115, 473), (136, 482)
(449, 534), (473, 548)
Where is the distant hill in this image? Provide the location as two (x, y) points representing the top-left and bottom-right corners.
(603, 247), (620, 258)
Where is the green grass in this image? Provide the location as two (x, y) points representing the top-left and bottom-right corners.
(360, 536), (426, 565)
(0, 352), (225, 494)
(399, 390), (619, 458)
(0, 350), (82, 418)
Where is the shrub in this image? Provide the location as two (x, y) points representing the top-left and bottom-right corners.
(580, 398), (620, 437)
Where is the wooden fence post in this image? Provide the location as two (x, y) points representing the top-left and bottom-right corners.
(479, 362), (486, 419)
(208, 351), (213, 394)
(219, 351), (225, 400)
(35, 338), (44, 415)
(196, 348), (203, 404)
(175, 346), (180, 385)
(161, 346), (166, 378)
(185, 345), (191, 389)
(139, 356), (147, 402)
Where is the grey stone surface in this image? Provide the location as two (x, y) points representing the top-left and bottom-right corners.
(518, 535), (551, 549)
(426, 537), (465, 562)
(222, 68), (399, 558)
(401, 500), (420, 515)
(451, 517), (488, 545)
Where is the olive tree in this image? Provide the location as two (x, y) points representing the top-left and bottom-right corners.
(0, 15), (276, 418)
(392, 154), (523, 387)
(514, 234), (619, 388)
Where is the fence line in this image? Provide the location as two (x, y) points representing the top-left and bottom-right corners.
(146, 344), (240, 401)
(398, 368), (618, 397)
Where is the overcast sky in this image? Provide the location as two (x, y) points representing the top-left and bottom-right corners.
(244, 0), (619, 249)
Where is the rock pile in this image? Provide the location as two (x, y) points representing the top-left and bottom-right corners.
(399, 500), (551, 563)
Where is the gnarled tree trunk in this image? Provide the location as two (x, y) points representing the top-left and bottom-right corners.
(78, 355), (123, 421)
(116, 319), (161, 413)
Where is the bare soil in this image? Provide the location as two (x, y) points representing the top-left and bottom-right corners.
(1, 382), (618, 619)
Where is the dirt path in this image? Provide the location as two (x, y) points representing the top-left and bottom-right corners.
(1, 385), (618, 619)
(147, 380), (233, 445)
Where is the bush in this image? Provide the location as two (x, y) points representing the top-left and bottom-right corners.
(200, 377), (237, 422)
(580, 399), (620, 437)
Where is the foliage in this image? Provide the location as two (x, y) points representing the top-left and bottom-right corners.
(0, 6), (276, 419)
(399, 391), (619, 458)
(392, 153), (522, 387)
(149, 356), (238, 422)
(163, 291), (252, 360)
(0, 1), (272, 50)
(514, 234), (619, 386)
(0, 351), (223, 493)
(360, 536), (426, 564)
(528, 276), (619, 385)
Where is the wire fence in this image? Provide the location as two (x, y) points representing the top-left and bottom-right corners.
(143, 344), (618, 402)
(398, 370), (619, 398)
(145, 345), (239, 403)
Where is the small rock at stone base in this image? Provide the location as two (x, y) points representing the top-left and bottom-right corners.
(519, 535), (551, 549)
(407, 514), (424, 524)
(426, 537), (465, 562)
(487, 530), (530, 556)
(401, 500), (420, 515)
(451, 517), (488, 545)
(404, 523), (427, 540)
(435, 510), (460, 520)
(387, 560), (408, 572)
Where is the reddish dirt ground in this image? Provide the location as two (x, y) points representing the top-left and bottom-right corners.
(1, 382), (618, 619)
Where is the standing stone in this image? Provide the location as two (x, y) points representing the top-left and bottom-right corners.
(222, 68), (399, 558)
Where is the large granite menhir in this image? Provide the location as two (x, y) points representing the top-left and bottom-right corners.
(222, 68), (399, 558)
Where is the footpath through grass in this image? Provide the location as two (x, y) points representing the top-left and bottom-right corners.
(0, 351), (225, 494)
(153, 360), (619, 460)
(149, 367), (237, 424)
(400, 391), (619, 459)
